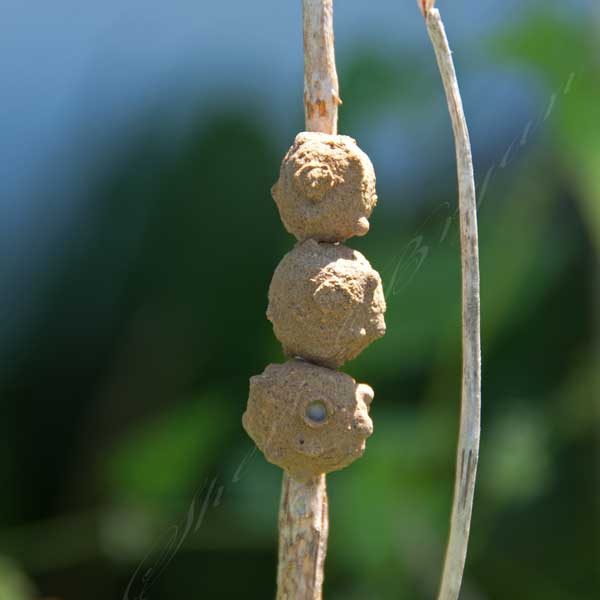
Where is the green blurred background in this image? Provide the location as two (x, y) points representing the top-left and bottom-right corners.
(0, 1), (598, 599)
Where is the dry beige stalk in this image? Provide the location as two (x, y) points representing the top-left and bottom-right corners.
(303, 0), (341, 134)
(277, 474), (328, 600)
(275, 2), (341, 599)
(417, 0), (436, 18)
(423, 7), (482, 600)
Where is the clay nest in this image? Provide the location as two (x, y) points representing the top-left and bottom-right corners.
(267, 239), (386, 368)
(242, 360), (374, 481)
(271, 132), (378, 242)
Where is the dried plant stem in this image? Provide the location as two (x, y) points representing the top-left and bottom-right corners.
(423, 7), (482, 600)
(302, 0), (341, 134)
(276, 1), (339, 599)
(277, 474), (329, 600)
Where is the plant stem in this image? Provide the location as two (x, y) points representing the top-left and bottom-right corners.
(276, 2), (340, 599)
(302, 0), (340, 134)
(422, 7), (482, 600)
(277, 474), (329, 600)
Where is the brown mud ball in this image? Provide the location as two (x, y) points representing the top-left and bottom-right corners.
(271, 132), (378, 242)
(267, 239), (386, 368)
(242, 360), (374, 481)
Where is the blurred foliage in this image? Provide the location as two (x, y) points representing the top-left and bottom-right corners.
(489, 11), (600, 251)
(0, 5), (598, 600)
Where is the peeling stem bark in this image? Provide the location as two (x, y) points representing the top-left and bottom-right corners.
(275, 2), (339, 599)
(423, 7), (482, 600)
(276, 474), (329, 600)
(302, 0), (340, 134)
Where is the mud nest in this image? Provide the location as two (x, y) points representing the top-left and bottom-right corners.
(242, 360), (374, 481)
(267, 239), (386, 368)
(271, 132), (377, 242)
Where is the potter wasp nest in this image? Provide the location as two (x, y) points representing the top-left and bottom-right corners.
(242, 360), (374, 481)
(244, 131), (386, 480)
(267, 239), (386, 369)
(271, 132), (377, 242)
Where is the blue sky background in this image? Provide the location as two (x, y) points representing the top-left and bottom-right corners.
(0, 0), (592, 354)
(1, 0), (570, 203)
